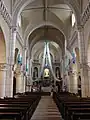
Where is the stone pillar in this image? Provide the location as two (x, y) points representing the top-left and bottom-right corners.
(77, 25), (89, 97)
(0, 63), (7, 97)
(22, 47), (27, 74)
(68, 72), (73, 93)
(62, 56), (66, 90)
(25, 58), (33, 92)
(65, 71), (70, 92)
(72, 72), (78, 94)
(15, 64), (23, 93)
(29, 59), (33, 85)
(22, 47), (27, 92)
(88, 67), (90, 96)
(5, 26), (17, 97)
(71, 63), (78, 94)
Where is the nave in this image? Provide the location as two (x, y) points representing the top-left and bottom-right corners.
(1, 0), (90, 119)
(0, 91), (90, 120)
(31, 96), (62, 120)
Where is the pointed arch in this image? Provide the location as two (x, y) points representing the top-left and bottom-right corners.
(0, 27), (6, 63)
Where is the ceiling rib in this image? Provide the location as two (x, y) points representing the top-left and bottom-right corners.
(23, 7), (71, 11)
(43, 0), (48, 21)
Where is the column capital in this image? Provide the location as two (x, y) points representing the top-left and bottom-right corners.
(0, 63), (7, 71)
(80, 63), (89, 69)
(77, 25), (84, 32)
(10, 25), (17, 31)
(23, 46), (27, 50)
(15, 64), (21, 75)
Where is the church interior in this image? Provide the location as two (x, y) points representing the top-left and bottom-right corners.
(0, 0), (90, 119)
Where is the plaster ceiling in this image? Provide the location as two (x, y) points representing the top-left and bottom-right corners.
(21, 1), (71, 23)
(19, 0), (74, 60)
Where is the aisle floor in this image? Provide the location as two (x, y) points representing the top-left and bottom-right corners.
(31, 96), (63, 120)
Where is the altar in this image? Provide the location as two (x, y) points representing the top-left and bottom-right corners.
(42, 86), (51, 92)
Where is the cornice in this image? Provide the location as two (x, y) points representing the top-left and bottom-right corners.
(67, 31), (78, 50)
(81, 2), (90, 26)
(0, 0), (12, 28)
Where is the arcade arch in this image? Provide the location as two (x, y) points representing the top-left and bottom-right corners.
(0, 27), (6, 97)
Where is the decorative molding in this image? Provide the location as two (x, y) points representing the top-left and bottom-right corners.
(0, 0), (12, 28)
(0, 63), (7, 70)
(80, 63), (90, 70)
(67, 31), (78, 50)
(81, 2), (90, 26)
(15, 64), (21, 75)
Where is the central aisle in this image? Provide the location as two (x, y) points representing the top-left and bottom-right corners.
(31, 96), (63, 120)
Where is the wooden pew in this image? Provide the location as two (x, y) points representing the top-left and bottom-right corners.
(53, 92), (90, 120)
(0, 94), (41, 120)
(67, 107), (90, 120)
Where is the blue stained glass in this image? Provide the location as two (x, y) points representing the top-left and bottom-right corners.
(26, 64), (28, 72)
(20, 57), (22, 64)
(71, 52), (75, 64)
(18, 54), (22, 64)
(18, 54), (21, 64)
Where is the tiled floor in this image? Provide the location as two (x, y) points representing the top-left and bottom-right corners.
(31, 96), (63, 120)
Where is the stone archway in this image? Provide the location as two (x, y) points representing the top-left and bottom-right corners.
(24, 21), (66, 47)
(0, 27), (6, 97)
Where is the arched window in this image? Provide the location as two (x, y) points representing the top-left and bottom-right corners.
(71, 13), (76, 27)
(18, 15), (21, 27)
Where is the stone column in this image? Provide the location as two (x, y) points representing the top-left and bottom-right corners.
(29, 59), (33, 85)
(71, 63), (78, 94)
(26, 58), (30, 92)
(72, 71), (78, 94)
(88, 67), (90, 96)
(15, 64), (23, 93)
(62, 56), (66, 91)
(77, 25), (89, 97)
(68, 72), (73, 93)
(22, 47), (27, 73)
(5, 26), (17, 97)
(0, 63), (7, 97)
(22, 47), (27, 92)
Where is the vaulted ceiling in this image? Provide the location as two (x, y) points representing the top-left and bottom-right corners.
(19, 0), (77, 60)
